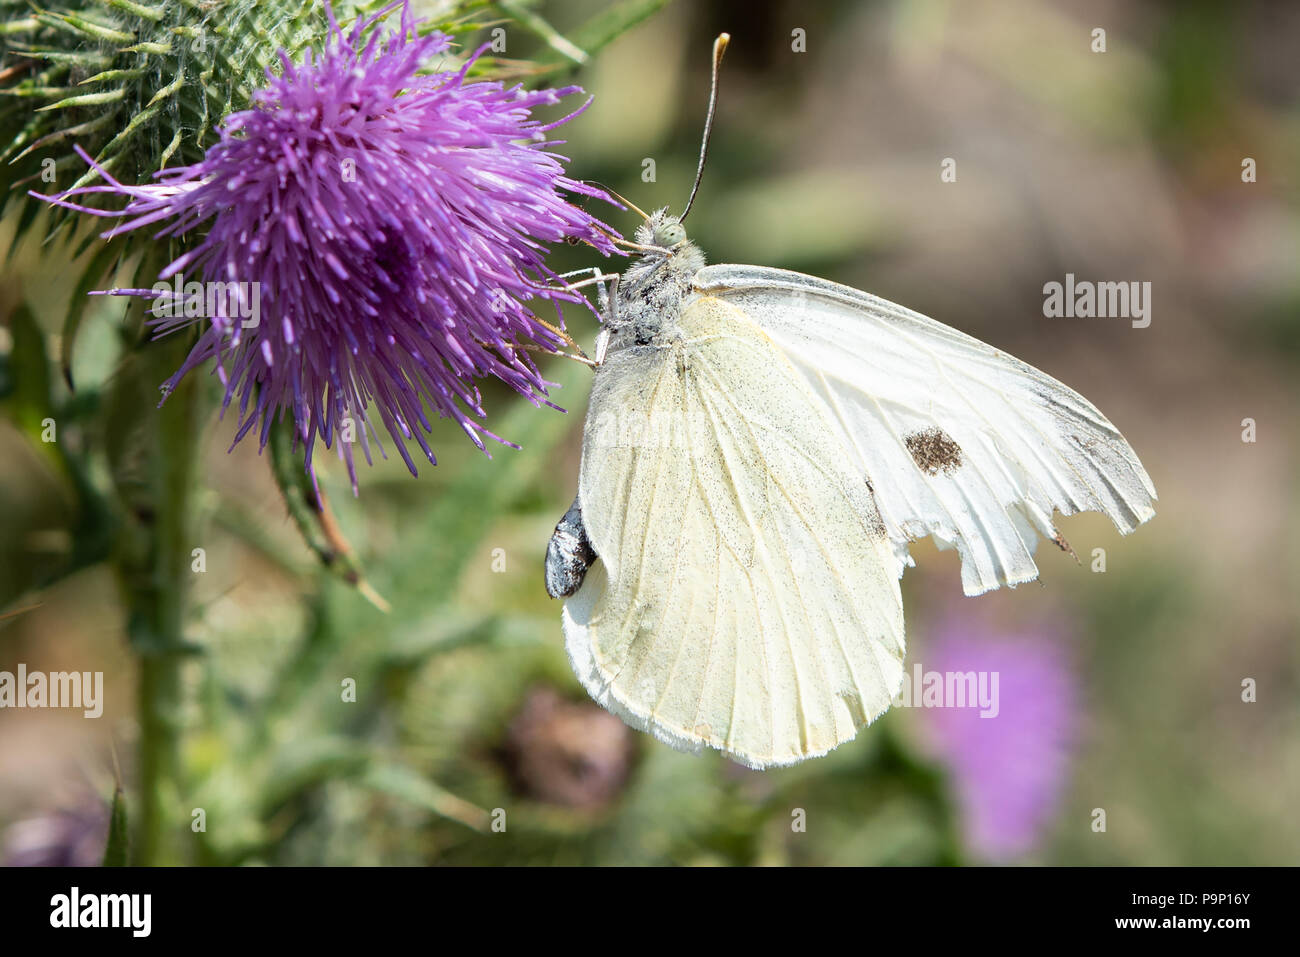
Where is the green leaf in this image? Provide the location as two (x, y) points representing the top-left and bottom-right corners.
(268, 414), (390, 611)
(537, 0), (673, 72)
(360, 762), (488, 832)
(61, 241), (124, 390)
(102, 787), (129, 866)
(0, 298), (120, 602)
(1, 303), (62, 478)
(499, 0), (589, 64)
(258, 738), (371, 814)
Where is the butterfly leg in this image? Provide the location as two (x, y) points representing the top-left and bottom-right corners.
(595, 274), (621, 365)
(553, 267), (619, 312)
(545, 496), (597, 599)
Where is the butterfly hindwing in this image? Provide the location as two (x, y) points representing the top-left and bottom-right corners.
(566, 295), (905, 769)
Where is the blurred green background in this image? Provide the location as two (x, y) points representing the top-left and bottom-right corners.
(1, 0), (1297, 865)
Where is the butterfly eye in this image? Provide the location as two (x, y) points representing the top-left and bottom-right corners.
(655, 222), (687, 246)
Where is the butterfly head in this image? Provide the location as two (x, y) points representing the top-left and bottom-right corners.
(625, 207), (704, 286)
(635, 208), (688, 250)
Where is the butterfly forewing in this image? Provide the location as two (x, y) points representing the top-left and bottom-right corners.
(695, 265), (1157, 596)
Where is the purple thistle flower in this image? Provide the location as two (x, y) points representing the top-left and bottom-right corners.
(916, 617), (1079, 860)
(40, 1), (618, 487)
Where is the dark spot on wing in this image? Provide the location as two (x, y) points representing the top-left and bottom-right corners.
(905, 427), (963, 476)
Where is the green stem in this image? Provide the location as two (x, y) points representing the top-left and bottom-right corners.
(135, 654), (181, 865)
(120, 343), (202, 866)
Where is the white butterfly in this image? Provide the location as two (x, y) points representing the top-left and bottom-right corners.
(544, 36), (1155, 770)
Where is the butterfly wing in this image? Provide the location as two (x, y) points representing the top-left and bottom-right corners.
(567, 295), (904, 769)
(694, 264), (1157, 596)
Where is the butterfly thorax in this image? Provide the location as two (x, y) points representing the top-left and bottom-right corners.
(606, 209), (706, 349)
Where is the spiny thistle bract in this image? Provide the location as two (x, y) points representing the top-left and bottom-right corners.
(1, 0), (425, 235)
(39, 2), (621, 486)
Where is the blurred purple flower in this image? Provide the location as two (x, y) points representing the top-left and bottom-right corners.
(3, 804), (107, 867)
(40, 1), (618, 488)
(917, 619), (1079, 860)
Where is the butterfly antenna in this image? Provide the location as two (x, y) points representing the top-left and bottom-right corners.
(585, 180), (652, 222)
(680, 33), (730, 223)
